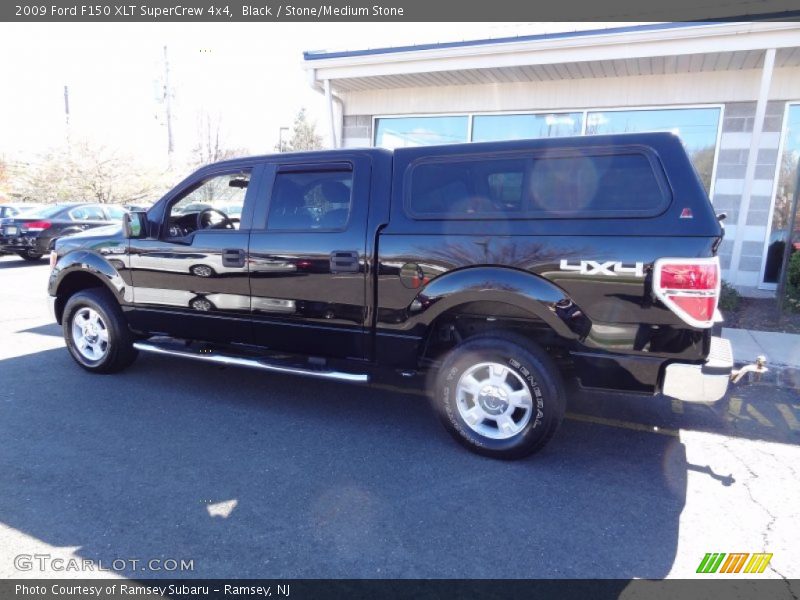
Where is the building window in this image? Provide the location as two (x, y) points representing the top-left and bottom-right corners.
(374, 116), (468, 148)
(762, 104), (800, 285)
(471, 113), (583, 142)
(586, 107), (721, 192)
(375, 106), (721, 194)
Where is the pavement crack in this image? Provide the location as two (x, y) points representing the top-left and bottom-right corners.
(720, 439), (795, 595)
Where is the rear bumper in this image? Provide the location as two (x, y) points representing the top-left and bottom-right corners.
(662, 336), (732, 403)
(0, 235), (45, 253)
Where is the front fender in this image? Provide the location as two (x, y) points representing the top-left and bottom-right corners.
(410, 266), (590, 340)
(48, 249), (131, 304)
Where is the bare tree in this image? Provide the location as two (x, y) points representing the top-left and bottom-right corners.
(192, 112), (247, 168)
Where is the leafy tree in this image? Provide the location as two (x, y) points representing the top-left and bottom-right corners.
(689, 145), (715, 194)
(279, 108), (323, 152)
(8, 140), (169, 204)
(0, 157), (10, 200)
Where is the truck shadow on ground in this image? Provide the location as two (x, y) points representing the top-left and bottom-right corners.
(4, 347), (798, 578)
(0, 258), (47, 269)
(566, 380), (800, 447)
(2, 346), (796, 580)
(2, 347), (688, 580)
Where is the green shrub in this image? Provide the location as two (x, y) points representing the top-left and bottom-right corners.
(785, 252), (800, 313)
(788, 251), (800, 288)
(718, 280), (741, 312)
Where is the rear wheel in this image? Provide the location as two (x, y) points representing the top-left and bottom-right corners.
(433, 333), (565, 460)
(18, 250), (43, 261)
(62, 288), (138, 373)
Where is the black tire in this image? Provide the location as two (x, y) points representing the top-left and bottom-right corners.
(433, 332), (565, 460)
(62, 288), (138, 374)
(18, 250), (44, 261)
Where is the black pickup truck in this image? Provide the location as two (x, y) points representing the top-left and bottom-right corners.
(47, 133), (761, 459)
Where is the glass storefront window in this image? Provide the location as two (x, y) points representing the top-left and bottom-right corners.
(762, 104), (800, 285)
(586, 107), (721, 192)
(375, 107), (722, 194)
(471, 113), (583, 142)
(374, 116), (468, 148)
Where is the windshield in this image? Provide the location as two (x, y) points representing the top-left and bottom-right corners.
(21, 205), (67, 219)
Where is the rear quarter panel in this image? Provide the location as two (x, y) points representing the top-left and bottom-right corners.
(377, 133), (723, 374)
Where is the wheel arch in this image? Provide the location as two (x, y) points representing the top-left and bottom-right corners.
(49, 251), (128, 324)
(413, 265), (587, 332)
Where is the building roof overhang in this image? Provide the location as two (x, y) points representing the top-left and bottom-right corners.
(303, 21), (800, 93)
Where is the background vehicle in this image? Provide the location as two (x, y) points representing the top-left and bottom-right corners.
(0, 204), (44, 254)
(1, 203), (124, 261)
(48, 133), (760, 459)
(122, 203), (150, 212)
(0, 203), (44, 219)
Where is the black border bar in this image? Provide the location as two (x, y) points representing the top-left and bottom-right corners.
(3, 0), (800, 22)
(3, 579), (800, 600)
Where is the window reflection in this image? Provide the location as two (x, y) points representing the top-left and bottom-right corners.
(472, 113), (583, 142)
(586, 108), (721, 192)
(763, 104), (800, 284)
(375, 116), (469, 148)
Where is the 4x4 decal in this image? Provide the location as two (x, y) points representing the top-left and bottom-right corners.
(559, 259), (645, 278)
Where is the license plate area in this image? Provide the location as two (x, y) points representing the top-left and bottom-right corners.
(4, 226), (18, 235)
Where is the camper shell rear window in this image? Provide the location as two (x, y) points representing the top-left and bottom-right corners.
(405, 146), (672, 220)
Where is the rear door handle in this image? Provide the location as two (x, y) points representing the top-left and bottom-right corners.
(330, 250), (359, 274)
(222, 248), (246, 268)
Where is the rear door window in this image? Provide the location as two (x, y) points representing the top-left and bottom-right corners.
(267, 169), (353, 231)
(69, 205), (107, 221)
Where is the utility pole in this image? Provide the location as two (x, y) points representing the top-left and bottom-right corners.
(63, 85), (71, 148)
(163, 45), (174, 165)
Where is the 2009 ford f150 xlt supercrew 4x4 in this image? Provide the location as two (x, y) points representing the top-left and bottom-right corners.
(48, 133), (764, 459)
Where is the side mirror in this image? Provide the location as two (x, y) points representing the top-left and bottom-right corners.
(123, 211), (147, 239)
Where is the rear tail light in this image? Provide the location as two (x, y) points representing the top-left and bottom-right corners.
(23, 220), (52, 232)
(652, 257), (720, 328)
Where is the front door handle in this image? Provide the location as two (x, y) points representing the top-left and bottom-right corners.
(222, 248), (246, 268)
(330, 250), (359, 274)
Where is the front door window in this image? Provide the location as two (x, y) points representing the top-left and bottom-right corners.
(166, 172), (250, 239)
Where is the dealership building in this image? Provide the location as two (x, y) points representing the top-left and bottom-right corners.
(303, 21), (800, 295)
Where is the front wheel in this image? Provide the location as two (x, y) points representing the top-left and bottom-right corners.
(433, 333), (565, 460)
(62, 288), (138, 373)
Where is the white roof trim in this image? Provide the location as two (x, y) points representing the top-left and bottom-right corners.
(305, 22), (800, 84)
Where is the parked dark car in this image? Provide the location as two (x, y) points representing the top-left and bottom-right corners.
(0, 204), (44, 255)
(0, 203), (124, 261)
(122, 203), (151, 213)
(48, 133), (764, 459)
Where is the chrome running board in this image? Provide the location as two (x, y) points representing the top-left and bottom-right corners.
(133, 341), (369, 383)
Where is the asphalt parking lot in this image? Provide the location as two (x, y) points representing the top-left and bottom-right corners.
(0, 254), (798, 583)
